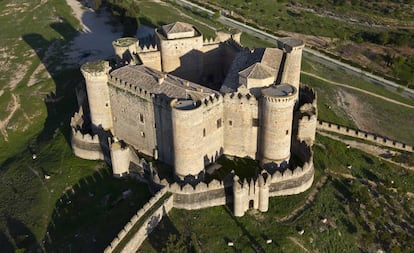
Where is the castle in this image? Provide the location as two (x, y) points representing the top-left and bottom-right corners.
(71, 22), (317, 217)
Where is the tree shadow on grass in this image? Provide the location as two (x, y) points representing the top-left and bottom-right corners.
(43, 167), (152, 253)
(223, 206), (266, 253)
(145, 213), (180, 252)
(6, 217), (41, 252)
(0, 228), (15, 253)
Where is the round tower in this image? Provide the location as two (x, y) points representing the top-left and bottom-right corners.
(81, 60), (112, 131)
(233, 175), (246, 217)
(278, 38), (305, 91)
(112, 37), (139, 65)
(110, 141), (130, 177)
(260, 84), (297, 169)
(258, 174), (269, 212)
(171, 99), (204, 180)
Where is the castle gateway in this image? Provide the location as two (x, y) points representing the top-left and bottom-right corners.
(71, 22), (317, 216)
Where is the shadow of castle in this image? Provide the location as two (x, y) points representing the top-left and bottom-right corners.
(0, 1), (144, 252)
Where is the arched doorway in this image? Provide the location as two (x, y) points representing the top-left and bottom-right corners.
(249, 200), (254, 209)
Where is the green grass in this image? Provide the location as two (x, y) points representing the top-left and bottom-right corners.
(137, 1), (218, 39)
(0, 129), (152, 252)
(301, 57), (414, 106)
(301, 71), (414, 146)
(140, 134), (414, 252)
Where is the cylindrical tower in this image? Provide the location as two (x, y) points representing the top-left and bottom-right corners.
(260, 84), (297, 169)
(81, 61), (112, 131)
(278, 38), (305, 91)
(233, 175), (245, 217)
(258, 174), (269, 212)
(112, 37), (139, 65)
(171, 99), (204, 179)
(110, 141), (130, 177)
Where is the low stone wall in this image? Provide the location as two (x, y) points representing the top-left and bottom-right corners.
(317, 120), (414, 152)
(104, 188), (173, 253)
(70, 110), (104, 160)
(269, 162), (314, 197)
(168, 179), (228, 209)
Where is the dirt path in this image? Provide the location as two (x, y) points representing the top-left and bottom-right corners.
(319, 131), (414, 172)
(302, 71), (414, 109)
(0, 93), (21, 141)
(288, 237), (310, 253)
(278, 175), (328, 223)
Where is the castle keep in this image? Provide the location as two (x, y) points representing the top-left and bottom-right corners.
(72, 22), (317, 217)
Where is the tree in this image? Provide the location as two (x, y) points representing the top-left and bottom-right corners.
(212, 11), (220, 20)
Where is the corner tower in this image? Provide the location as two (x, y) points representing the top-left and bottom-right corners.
(278, 38), (305, 91)
(260, 84), (297, 169)
(171, 99), (205, 180)
(112, 37), (139, 65)
(156, 22), (203, 80)
(80, 60), (113, 131)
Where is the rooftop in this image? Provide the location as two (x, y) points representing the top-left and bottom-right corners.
(261, 84), (296, 98)
(112, 37), (138, 47)
(109, 65), (219, 100)
(161, 22), (195, 38)
(221, 48), (283, 93)
(239, 62), (275, 80)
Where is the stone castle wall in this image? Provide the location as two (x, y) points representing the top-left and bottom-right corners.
(171, 95), (224, 178)
(136, 44), (161, 72)
(108, 76), (161, 161)
(168, 179), (228, 209)
(223, 92), (259, 159)
(70, 110), (104, 160)
(317, 121), (414, 152)
(157, 30), (204, 77)
(104, 188), (173, 253)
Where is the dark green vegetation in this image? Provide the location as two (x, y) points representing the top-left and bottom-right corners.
(0, 0), (152, 252)
(140, 135), (414, 252)
(194, 0), (414, 86)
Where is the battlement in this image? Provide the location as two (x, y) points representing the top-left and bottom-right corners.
(168, 179), (226, 194)
(317, 121), (414, 152)
(137, 43), (158, 53)
(299, 113), (317, 122)
(223, 91), (258, 102)
(80, 60), (110, 79)
(277, 37), (305, 53)
(70, 109), (104, 160)
(261, 84), (297, 103)
(203, 36), (221, 46)
(108, 75), (155, 101)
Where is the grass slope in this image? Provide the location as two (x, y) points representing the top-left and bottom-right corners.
(140, 135), (414, 252)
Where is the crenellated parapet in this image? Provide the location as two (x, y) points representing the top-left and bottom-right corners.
(203, 36), (221, 46)
(70, 109), (104, 160)
(169, 179), (228, 210)
(108, 75), (155, 101)
(317, 121), (414, 152)
(137, 43), (159, 53)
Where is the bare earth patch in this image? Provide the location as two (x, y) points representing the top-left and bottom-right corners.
(335, 89), (376, 132)
(0, 93), (21, 141)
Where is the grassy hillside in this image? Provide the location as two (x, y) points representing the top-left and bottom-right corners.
(140, 135), (414, 252)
